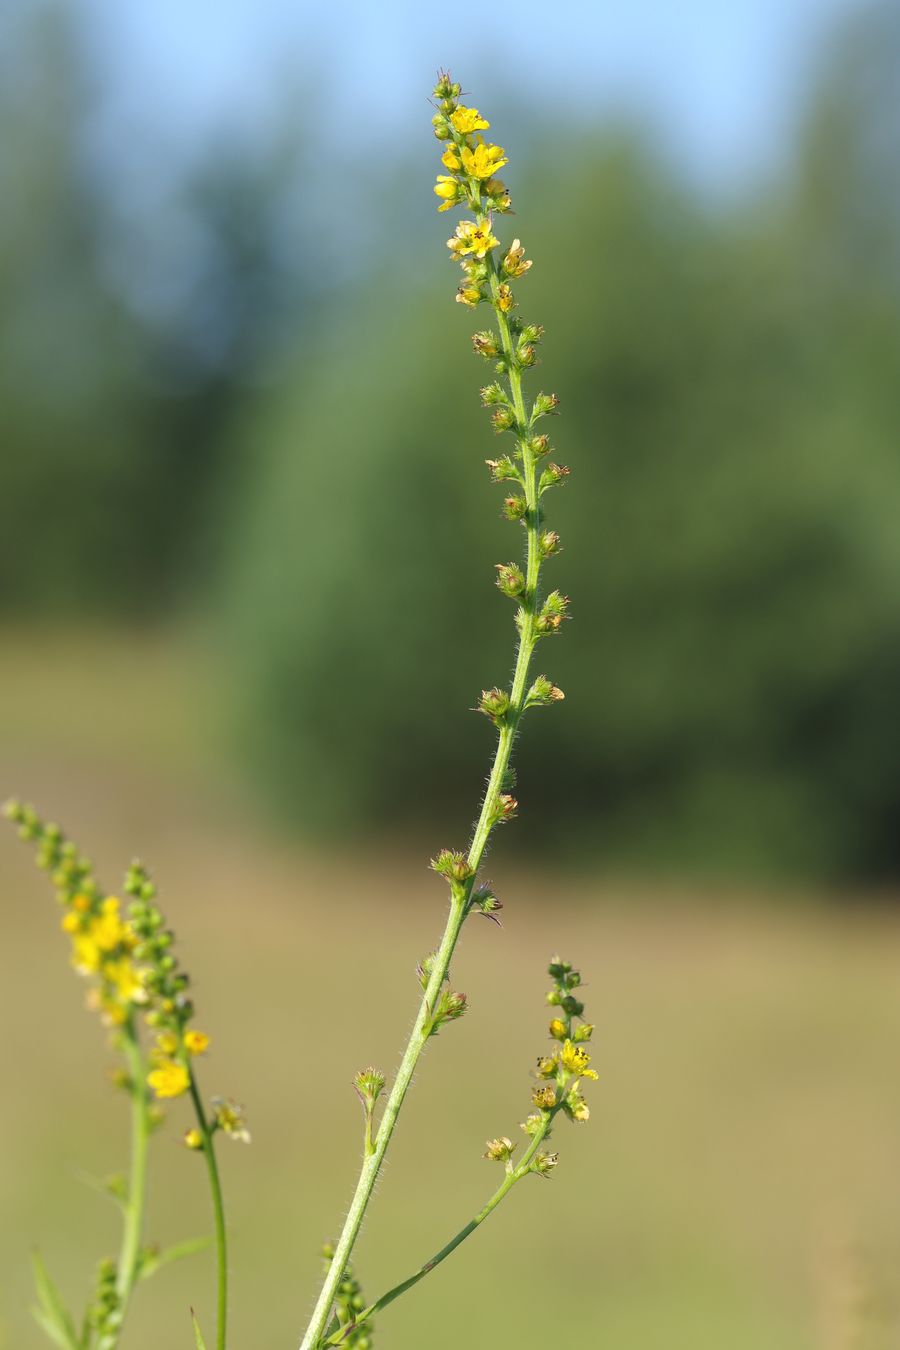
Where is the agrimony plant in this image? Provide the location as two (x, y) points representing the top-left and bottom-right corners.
(2, 803), (244, 1350)
(294, 70), (588, 1350)
(4, 68), (592, 1350)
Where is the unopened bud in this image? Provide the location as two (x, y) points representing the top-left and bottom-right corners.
(476, 687), (511, 723)
(502, 495), (528, 521)
(430, 848), (474, 884)
(532, 391), (560, 419)
(472, 330), (500, 359)
(495, 562), (526, 598)
(483, 1136), (516, 1163)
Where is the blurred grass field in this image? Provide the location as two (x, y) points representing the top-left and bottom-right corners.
(2, 630), (900, 1350)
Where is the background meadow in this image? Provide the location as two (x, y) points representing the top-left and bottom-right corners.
(2, 1), (900, 1346)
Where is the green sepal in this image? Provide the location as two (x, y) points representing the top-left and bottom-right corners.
(191, 1310), (209, 1349)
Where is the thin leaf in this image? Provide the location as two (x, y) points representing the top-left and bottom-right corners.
(32, 1305), (79, 1350)
(31, 1252), (79, 1350)
(73, 1168), (127, 1212)
(138, 1235), (213, 1282)
(191, 1309), (208, 1350)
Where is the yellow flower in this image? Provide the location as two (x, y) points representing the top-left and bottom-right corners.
(548, 1018), (567, 1041)
(184, 1128), (204, 1150)
(560, 1039), (598, 1079)
(72, 933), (101, 974)
(441, 147), (462, 171)
(532, 1084), (557, 1110)
(184, 1029), (210, 1056)
(495, 283), (515, 313)
(85, 898), (133, 955)
(569, 1094), (590, 1123)
(460, 139), (508, 181)
(104, 956), (145, 1004)
(536, 1054), (558, 1078)
(156, 1031), (179, 1056)
(72, 893), (91, 913)
(434, 175), (463, 211)
(60, 911), (80, 934)
(502, 238), (532, 278)
(447, 220), (499, 260)
(456, 285), (481, 307)
(450, 105), (489, 134)
(147, 1060), (190, 1099)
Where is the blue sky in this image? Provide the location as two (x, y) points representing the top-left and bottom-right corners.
(77, 0), (866, 189)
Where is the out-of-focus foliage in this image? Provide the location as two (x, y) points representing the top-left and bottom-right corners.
(221, 5), (900, 883)
(0, 3), (313, 616)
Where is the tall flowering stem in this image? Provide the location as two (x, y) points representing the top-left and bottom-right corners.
(297, 71), (571, 1350)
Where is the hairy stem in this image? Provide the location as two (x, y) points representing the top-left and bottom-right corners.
(297, 127), (547, 1350)
(189, 1073), (228, 1350)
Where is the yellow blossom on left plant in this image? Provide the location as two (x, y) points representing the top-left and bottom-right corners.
(147, 1060), (191, 1099)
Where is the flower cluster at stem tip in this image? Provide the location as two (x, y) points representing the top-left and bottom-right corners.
(484, 957), (596, 1177)
(426, 70), (571, 917)
(3, 800), (248, 1146)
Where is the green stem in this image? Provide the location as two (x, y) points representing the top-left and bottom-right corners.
(98, 1025), (149, 1350)
(322, 1115), (558, 1347)
(189, 1073), (228, 1350)
(297, 152), (545, 1350)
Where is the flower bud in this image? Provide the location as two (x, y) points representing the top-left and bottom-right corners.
(428, 988), (468, 1035)
(353, 1066), (386, 1111)
(456, 285), (482, 307)
(430, 848), (474, 883)
(539, 530), (561, 559)
(495, 283), (515, 313)
(501, 495), (528, 522)
(539, 462), (569, 492)
(471, 330), (500, 359)
(431, 113), (452, 140)
(483, 1136), (516, 1163)
(184, 1128), (204, 1150)
(535, 591), (570, 634)
(492, 793), (518, 824)
(469, 886), (503, 922)
(476, 687), (511, 723)
(495, 562), (526, 598)
(433, 72), (461, 100)
(502, 239), (532, 278)
(416, 951), (439, 989)
(480, 383), (507, 407)
(486, 461), (519, 490)
(549, 1018), (568, 1041)
(531, 391), (560, 420)
(525, 675), (565, 708)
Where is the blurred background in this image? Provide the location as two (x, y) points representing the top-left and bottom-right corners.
(2, 0), (900, 1346)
